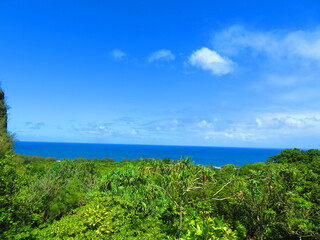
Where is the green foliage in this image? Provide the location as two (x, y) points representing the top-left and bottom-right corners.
(0, 89), (17, 237)
(30, 193), (166, 239)
(268, 148), (320, 164)
(182, 216), (239, 240)
(217, 161), (320, 239)
(12, 154), (57, 177)
(20, 159), (100, 221)
(0, 146), (319, 239)
(0, 157), (20, 235)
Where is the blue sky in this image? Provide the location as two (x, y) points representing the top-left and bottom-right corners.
(1, 0), (320, 148)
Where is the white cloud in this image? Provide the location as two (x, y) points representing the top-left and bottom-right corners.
(188, 47), (234, 75)
(196, 110), (320, 148)
(283, 30), (320, 60)
(171, 119), (179, 125)
(213, 25), (320, 61)
(25, 122), (46, 130)
(203, 129), (259, 142)
(130, 129), (138, 135)
(255, 118), (263, 127)
(255, 111), (320, 129)
(75, 124), (113, 136)
(110, 49), (126, 60)
(82, 127), (112, 136)
(147, 118), (181, 132)
(148, 49), (175, 62)
(198, 120), (213, 129)
(210, 25), (320, 105)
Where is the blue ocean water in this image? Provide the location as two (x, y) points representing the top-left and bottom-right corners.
(14, 141), (283, 167)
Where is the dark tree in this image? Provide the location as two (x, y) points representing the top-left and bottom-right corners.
(0, 89), (13, 158)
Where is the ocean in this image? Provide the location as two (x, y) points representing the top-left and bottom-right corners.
(14, 141), (283, 167)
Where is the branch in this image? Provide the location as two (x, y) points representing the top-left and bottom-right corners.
(188, 179), (235, 204)
(184, 186), (204, 193)
(188, 194), (236, 204)
(211, 179), (233, 198)
(149, 184), (180, 207)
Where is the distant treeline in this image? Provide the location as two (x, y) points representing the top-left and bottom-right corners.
(13, 153), (174, 163)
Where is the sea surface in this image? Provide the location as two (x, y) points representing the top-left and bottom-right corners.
(14, 141), (284, 167)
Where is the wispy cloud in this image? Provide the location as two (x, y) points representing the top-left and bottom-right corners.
(25, 122), (46, 130)
(197, 120), (214, 129)
(210, 25), (320, 106)
(255, 111), (320, 129)
(74, 123), (113, 136)
(110, 49), (126, 60)
(188, 47), (234, 75)
(130, 129), (138, 135)
(152, 119), (181, 132)
(199, 110), (320, 148)
(148, 49), (175, 62)
(213, 25), (320, 61)
(72, 121), (144, 139)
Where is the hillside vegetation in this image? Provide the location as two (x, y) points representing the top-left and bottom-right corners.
(0, 151), (319, 239)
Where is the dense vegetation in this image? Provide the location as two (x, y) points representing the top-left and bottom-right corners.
(0, 89), (319, 239)
(0, 150), (318, 239)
